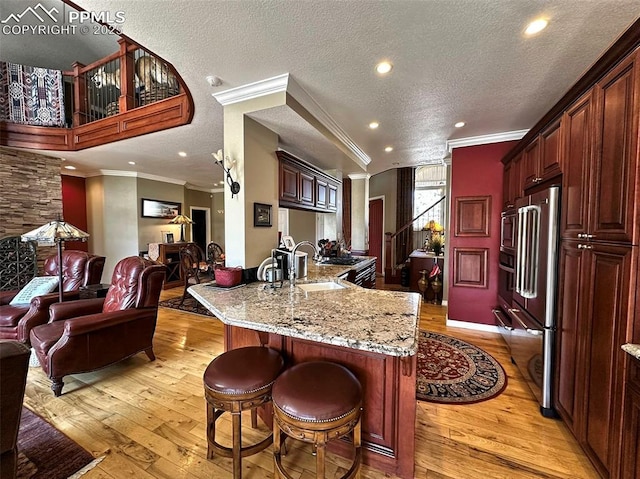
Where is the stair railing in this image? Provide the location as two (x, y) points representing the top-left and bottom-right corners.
(384, 195), (446, 282)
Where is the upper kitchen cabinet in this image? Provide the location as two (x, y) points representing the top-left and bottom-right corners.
(277, 151), (340, 212)
(521, 119), (562, 190)
(501, 152), (522, 211)
(589, 50), (639, 245)
(560, 90), (595, 240)
(561, 50), (639, 245)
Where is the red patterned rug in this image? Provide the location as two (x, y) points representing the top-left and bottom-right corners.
(17, 407), (103, 479)
(416, 330), (507, 404)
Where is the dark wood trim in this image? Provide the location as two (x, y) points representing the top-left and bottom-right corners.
(1, 93), (193, 151)
(503, 18), (640, 164)
(275, 150), (341, 185)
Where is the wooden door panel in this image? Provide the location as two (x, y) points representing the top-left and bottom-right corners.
(621, 381), (640, 479)
(280, 162), (299, 203)
(522, 138), (540, 188)
(540, 120), (562, 180)
(328, 184), (338, 211)
(299, 170), (315, 206)
(555, 241), (586, 435)
(582, 244), (633, 478)
(316, 179), (327, 208)
(591, 53), (638, 244)
(561, 92), (594, 240)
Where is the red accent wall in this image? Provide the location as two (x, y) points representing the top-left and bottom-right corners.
(448, 141), (517, 325)
(61, 175), (88, 252)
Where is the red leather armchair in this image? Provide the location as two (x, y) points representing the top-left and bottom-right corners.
(0, 251), (105, 345)
(30, 256), (166, 396)
(0, 340), (30, 479)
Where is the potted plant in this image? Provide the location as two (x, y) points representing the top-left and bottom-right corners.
(429, 234), (444, 256)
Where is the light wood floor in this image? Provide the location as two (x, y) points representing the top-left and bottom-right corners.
(22, 286), (600, 479)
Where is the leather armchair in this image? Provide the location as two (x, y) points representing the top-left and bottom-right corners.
(0, 340), (30, 479)
(30, 256), (166, 396)
(0, 251), (105, 345)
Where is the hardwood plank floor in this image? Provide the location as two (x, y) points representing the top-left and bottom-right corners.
(22, 286), (600, 479)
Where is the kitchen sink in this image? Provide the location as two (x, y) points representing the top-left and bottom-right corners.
(298, 282), (347, 292)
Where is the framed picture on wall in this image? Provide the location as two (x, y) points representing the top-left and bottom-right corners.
(141, 198), (181, 219)
(254, 203), (272, 227)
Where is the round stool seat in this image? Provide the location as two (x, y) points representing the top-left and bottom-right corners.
(203, 346), (284, 479)
(272, 361), (363, 479)
(204, 346), (283, 396)
(272, 361), (362, 422)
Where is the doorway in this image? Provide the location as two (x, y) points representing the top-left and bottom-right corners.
(368, 197), (384, 274)
(190, 207), (211, 253)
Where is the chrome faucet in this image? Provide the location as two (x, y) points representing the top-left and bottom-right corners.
(289, 241), (319, 287)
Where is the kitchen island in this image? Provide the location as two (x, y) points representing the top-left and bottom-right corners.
(189, 260), (420, 479)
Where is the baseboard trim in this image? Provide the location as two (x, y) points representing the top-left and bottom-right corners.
(445, 318), (500, 333)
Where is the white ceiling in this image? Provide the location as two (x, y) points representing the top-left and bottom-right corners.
(1, 1), (638, 189)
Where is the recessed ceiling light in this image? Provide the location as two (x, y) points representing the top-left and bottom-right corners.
(128, 161), (136, 165)
(369, 122), (379, 129)
(178, 151), (187, 157)
(385, 146), (393, 152)
(375, 61), (393, 75)
(64, 165), (76, 170)
(525, 18), (548, 36)
(454, 121), (465, 128)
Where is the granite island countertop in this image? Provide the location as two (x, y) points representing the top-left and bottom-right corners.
(189, 257), (420, 357)
(622, 344), (640, 361)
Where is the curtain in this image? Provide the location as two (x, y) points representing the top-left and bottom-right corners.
(395, 167), (415, 264)
(0, 62), (65, 127)
(342, 178), (352, 248)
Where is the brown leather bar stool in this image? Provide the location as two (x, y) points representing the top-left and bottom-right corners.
(203, 346), (284, 479)
(272, 361), (363, 479)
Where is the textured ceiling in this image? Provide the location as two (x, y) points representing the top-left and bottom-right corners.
(1, 1), (638, 189)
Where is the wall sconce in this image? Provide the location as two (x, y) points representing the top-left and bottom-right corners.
(212, 149), (240, 198)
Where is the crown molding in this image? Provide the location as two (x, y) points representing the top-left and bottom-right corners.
(97, 170), (187, 185)
(286, 75), (371, 169)
(186, 184), (224, 193)
(213, 73), (371, 173)
(446, 129), (529, 152)
(60, 170), (87, 178)
(348, 173), (371, 180)
(212, 74), (289, 106)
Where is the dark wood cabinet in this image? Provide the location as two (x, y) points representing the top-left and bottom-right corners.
(539, 119), (562, 180)
(276, 150), (340, 212)
(621, 360), (640, 479)
(157, 242), (185, 289)
(280, 161), (300, 203)
(299, 169), (315, 206)
(560, 90), (594, 241)
(501, 152), (522, 210)
(522, 136), (541, 188)
(590, 52), (639, 245)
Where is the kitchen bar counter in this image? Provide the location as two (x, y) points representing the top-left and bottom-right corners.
(189, 261), (420, 479)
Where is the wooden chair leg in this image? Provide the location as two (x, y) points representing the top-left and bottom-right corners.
(316, 441), (326, 479)
(145, 348), (156, 361)
(232, 411), (242, 479)
(207, 403), (216, 460)
(251, 407), (258, 429)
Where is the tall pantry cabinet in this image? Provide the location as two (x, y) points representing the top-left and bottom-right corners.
(555, 48), (639, 479)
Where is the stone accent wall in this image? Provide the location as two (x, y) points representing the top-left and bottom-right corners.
(0, 146), (62, 239)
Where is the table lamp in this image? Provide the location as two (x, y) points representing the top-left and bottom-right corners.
(169, 214), (194, 242)
(21, 218), (90, 302)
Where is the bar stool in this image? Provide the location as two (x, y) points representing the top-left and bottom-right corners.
(272, 361), (363, 479)
(203, 346), (284, 479)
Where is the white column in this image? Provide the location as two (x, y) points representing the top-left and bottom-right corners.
(349, 173), (370, 252)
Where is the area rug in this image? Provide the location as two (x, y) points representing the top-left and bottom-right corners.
(416, 330), (507, 404)
(17, 407), (103, 479)
(159, 296), (214, 317)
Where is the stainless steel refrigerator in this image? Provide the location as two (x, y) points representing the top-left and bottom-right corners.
(507, 185), (560, 417)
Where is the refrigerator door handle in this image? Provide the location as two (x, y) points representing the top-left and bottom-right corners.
(520, 205), (540, 299)
(509, 308), (544, 336)
(515, 207), (526, 295)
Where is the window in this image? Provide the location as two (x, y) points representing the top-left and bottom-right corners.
(413, 165), (446, 231)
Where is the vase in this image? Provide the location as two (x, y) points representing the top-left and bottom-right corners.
(417, 270), (428, 302)
(431, 276), (442, 304)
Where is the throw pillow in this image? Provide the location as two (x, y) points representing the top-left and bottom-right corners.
(9, 276), (59, 306)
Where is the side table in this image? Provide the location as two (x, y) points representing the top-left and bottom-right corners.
(79, 283), (111, 299)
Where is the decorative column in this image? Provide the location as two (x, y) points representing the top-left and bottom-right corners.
(348, 173), (370, 254)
